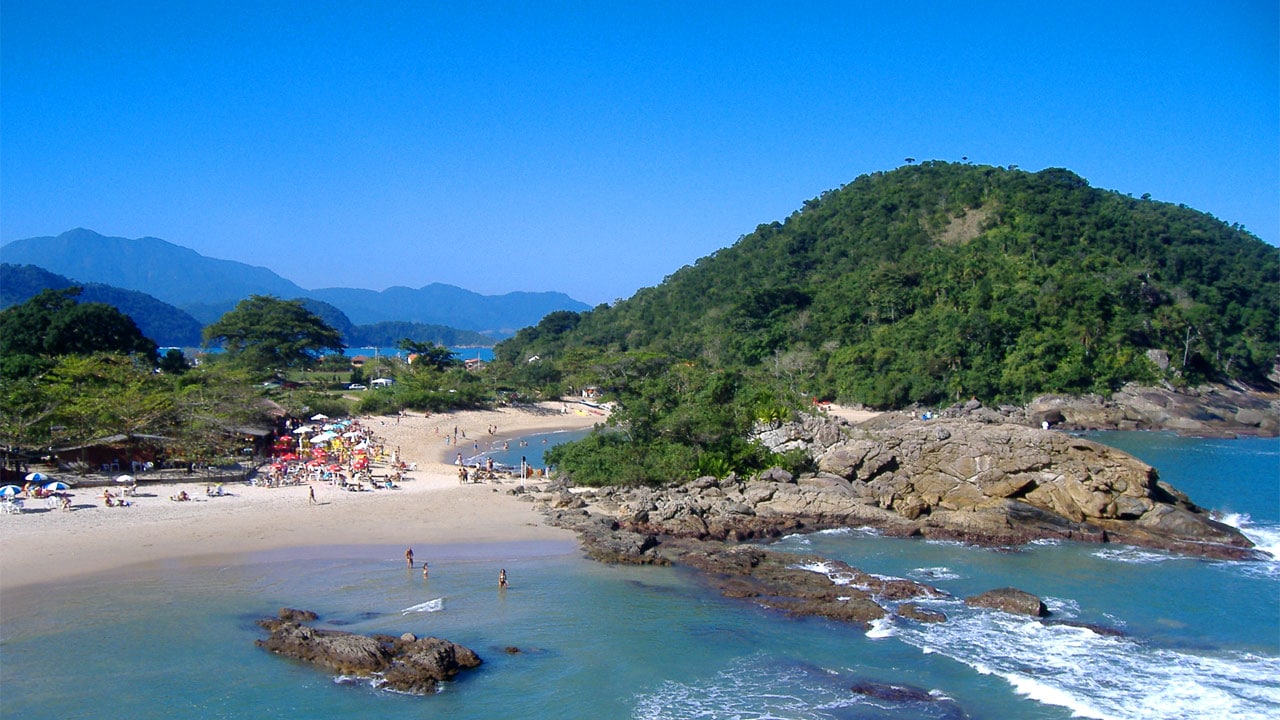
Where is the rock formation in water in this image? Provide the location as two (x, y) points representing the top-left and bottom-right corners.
(539, 412), (1256, 563)
(255, 608), (482, 695)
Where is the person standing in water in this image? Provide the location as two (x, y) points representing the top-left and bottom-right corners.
(422, 562), (429, 579)
(405, 547), (414, 568)
(499, 568), (508, 588)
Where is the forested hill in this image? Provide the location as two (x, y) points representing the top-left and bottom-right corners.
(498, 162), (1279, 408)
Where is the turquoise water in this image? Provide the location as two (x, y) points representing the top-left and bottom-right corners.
(1, 432), (1276, 719)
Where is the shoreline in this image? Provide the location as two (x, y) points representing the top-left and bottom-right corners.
(0, 401), (607, 591)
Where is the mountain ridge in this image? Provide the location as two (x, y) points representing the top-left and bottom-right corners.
(0, 228), (591, 335)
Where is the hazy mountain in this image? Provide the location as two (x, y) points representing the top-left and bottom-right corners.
(0, 228), (590, 335)
(307, 284), (591, 334)
(0, 229), (308, 306)
(0, 263), (205, 346)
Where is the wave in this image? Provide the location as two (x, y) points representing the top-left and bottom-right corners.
(895, 604), (1280, 720)
(908, 566), (962, 581)
(631, 654), (963, 719)
(401, 597), (443, 614)
(1092, 546), (1179, 564)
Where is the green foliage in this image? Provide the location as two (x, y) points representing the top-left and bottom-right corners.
(158, 349), (190, 375)
(0, 288), (158, 380)
(397, 339), (460, 370)
(503, 162), (1280, 487)
(203, 295), (345, 374)
(352, 321), (492, 348)
(498, 163), (1278, 407)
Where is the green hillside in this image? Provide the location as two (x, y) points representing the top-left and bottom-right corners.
(498, 162), (1279, 409)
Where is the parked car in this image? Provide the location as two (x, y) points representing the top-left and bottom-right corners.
(347, 383), (367, 390)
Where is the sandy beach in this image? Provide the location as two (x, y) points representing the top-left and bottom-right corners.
(0, 401), (609, 590)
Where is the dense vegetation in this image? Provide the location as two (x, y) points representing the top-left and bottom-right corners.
(0, 264), (205, 346)
(497, 163), (1278, 406)
(497, 163), (1279, 484)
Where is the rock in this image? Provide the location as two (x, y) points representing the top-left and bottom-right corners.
(278, 607), (318, 622)
(849, 680), (938, 703)
(897, 603), (947, 623)
(964, 588), (1049, 617)
(255, 611), (482, 694)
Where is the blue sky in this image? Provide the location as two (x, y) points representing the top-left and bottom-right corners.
(2, 1), (1276, 305)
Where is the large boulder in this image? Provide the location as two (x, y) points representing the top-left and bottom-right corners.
(255, 611), (482, 694)
(964, 588), (1049, 617)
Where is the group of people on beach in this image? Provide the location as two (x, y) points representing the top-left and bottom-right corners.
(406, 547), (507, 588)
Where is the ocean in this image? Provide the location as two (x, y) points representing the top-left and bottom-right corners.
(1, 431), (1276, 719)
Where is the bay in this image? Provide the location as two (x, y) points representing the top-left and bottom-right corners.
(1, 431), (1275, 719)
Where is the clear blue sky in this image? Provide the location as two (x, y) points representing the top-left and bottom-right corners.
(3, 1), (1276, 305)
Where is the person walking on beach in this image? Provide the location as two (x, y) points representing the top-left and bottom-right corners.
(498, 568), (508, 588)
(405, 547), (414, 568)
(308, 486), (316, 505)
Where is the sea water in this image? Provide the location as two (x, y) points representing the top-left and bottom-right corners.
(1, 432), (1276, 719)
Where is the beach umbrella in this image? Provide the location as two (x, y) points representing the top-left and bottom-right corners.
(0, 485), (21, 497)
(24, 472), (49, 483)
(114, 475), (135, 484)
(43, 481), (71, 491)
(292, 426), (314, 434)
(311, 413), (329, 421)
(279, 453), (299, 461)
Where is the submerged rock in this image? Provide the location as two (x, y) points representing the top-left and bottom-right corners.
(255, 609), (481, 695)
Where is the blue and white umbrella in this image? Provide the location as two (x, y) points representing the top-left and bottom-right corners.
(24, 471), (49, 483)
(43, 481), (71, 492)
(0, 485), (22, 497)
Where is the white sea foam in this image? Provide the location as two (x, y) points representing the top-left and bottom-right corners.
(400, 597), (443, 614)
(631, 654), (956, 719)
(1043, 596), (1080, 617)
(1220, 513), (1280, 559)
(908, 566), (961, 581)
(895, 605), (1280, 720)
(865, 617), (896, 639)
(1092, 546), (1177, 564)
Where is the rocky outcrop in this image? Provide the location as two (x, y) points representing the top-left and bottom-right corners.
(255, 609), (481, 695)
(964, 588), (1049, 617)
(542, 413), (1256, 560)
(1029, 383), (1279, 437)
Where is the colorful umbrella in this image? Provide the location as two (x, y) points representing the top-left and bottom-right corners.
(43, 481), (71, 491)
(24, 472), (49, 483)
(0, 485), (21, 497)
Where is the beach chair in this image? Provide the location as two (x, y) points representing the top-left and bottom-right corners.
(1, 499), (24, 514)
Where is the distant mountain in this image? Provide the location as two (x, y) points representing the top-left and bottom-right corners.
(1, 229), (308, 307)
(307, 284), (591, 334)
(0, 264), (206, 346)
(0, 228), (590, 335)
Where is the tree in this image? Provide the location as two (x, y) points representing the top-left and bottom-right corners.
(0, 288), (158, 380)
(203, 296), (344, 373)
(397, 339), (459, 370)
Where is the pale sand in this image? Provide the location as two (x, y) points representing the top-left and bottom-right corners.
(0, 401), (609, 590)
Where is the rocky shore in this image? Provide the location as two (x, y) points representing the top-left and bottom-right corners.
(525, 406), (1261, 627)
(1026, 382), (1278, 437)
